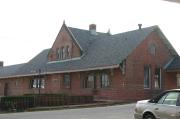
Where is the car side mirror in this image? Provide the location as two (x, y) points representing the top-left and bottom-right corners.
(149, 99), (156, 103)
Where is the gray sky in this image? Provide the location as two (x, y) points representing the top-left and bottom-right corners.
(0, 0), (180, 66)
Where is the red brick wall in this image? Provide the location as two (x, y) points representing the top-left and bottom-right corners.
(93, 31), (175, 101)
(164, 72), (177, 89)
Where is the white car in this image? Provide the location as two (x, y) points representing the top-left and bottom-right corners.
(134, 89), (180, 119)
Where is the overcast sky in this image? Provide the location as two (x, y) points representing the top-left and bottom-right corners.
(0, 0), (180, 66)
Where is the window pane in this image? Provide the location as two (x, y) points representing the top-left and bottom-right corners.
(158, 94), (167, 104)
(41, 79), (45, 88)
(56, 48), (60, 60)
(87, 75), (94, 88)
(144, 66), (151, 88)
(64, 74), (70, 88)
(33, 79), (37, 88)
(101, 73), (110, 88)
(62, 47), (66, 59)
(66, 46), (70, 58)
(163, 92), (179, 106)
(155, 68), (161, 89)
(149, 44), (156, 55)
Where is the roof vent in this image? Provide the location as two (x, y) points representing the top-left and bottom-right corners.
(0, 61), (3, 67)
(89, 24), (97, 35)
(138, 24), (142, 30)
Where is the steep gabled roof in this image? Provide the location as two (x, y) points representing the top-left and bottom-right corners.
(46, 26), (158, 73)
(0, 25), (178, 79)
(68, 27), (108, 52)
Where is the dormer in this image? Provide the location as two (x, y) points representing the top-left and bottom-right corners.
(48, 22), (83, 62)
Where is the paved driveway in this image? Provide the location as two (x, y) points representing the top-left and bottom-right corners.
(0, 103), (135, 119)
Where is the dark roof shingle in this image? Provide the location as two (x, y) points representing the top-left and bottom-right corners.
(166, 56), (180, 71)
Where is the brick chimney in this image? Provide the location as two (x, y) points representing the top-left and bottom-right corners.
(138, 24), (142, 30)
(89, 24), (97, 35)
(0, 61), (3, 67)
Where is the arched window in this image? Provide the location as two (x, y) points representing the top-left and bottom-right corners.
(65, 46), (70, 58)
(62, 47), (65, 59)
(56, 48), (61, 60)
(149, 43), (156, 55)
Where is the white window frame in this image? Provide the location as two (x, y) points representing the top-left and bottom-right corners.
(101, 73), (110, 88)
(84, 74), (95, 89)
(32, 78), (45, 89)
(154, 68), (162, 89)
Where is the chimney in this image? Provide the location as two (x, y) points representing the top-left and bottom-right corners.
(0, 61), (3, 67)
(138, 24), (142, 29)
(107, 29), (111, 35)
(89, 24), (97, 35)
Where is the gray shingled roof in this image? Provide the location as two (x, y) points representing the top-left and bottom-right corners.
(0, 25), (177, 78)
(166, 56), (180, 71)
(0, 63), (25, 78)
(15, 49), (49, 76)
(47, 26), (156, 73)
(68, 27), (108, 52)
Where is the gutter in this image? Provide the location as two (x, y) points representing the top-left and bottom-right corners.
(0, 64), (119, 79)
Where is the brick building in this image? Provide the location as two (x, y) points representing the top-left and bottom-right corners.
(0, 23), (179, 101)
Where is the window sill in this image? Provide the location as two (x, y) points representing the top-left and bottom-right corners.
(154, 88), (162, 90)
(100, 86), (111, 89)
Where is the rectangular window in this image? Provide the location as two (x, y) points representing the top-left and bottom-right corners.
(56, 48), (60, 60)
(177, 74), (180, 88)
(63, 74), (71, 88)
(155, 68), (162, 89)
(161, 92), (179, 106)
(120, 60), (126, 75)
(84, 74), (95, 88)
(30, 79), (45, 89)
(15, 80), (19, 86)
(144, 65), (151, 89)
(41, 79), (45, 88)
(62, 47), (66, 59)
(101, 73), (110, 88)
(65, 46), (70, 59)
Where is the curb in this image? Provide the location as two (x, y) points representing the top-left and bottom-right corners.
(27, 101), (133, 112)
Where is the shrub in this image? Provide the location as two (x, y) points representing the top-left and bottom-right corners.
(0, 94), (94, 111)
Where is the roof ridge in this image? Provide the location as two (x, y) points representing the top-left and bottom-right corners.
(113, 25), (158, 36)
(0, 63), (26, 68)
(68, 26), (107, 34)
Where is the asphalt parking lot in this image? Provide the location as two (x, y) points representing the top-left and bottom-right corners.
(0, 103), (135, 119)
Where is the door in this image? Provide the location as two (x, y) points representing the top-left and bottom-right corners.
(4, 83), (9, 96)
(154, 92), (179, 119)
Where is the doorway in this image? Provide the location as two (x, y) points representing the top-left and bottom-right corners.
(4, 83), (9, 96)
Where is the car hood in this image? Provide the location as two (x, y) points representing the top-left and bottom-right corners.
(137, 99), (149, 104)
